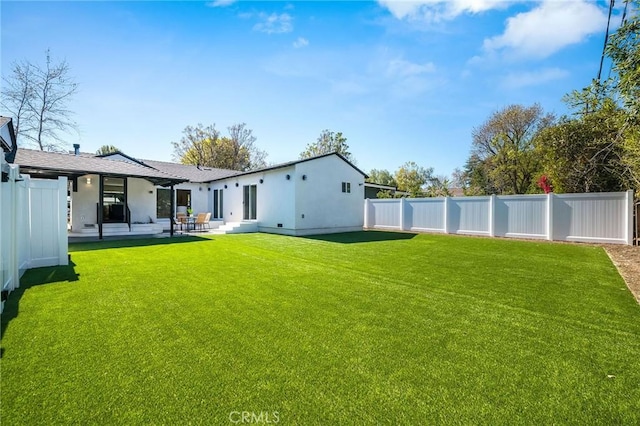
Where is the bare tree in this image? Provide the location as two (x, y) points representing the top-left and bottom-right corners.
(1, 50), (78, 151)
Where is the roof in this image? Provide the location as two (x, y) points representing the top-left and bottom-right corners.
(141, 158), (238, 183)
(207, 152), (368, 182)
(364, 182), (397, 191)
(15, 148), (188, 187)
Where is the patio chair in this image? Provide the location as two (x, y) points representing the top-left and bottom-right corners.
(176, 212), (187, 226)
(202, 212), (211, 230)
(194, 212), (208, 232)
(172, 216), (184, 233)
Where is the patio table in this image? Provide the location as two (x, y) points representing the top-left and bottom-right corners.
(183, 216), (196, 232)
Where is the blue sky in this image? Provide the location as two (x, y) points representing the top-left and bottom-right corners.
(1, 1), (618, 177)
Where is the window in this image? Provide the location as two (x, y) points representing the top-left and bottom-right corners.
(342, 182), (351, 193)
(157, 188), (171, 218)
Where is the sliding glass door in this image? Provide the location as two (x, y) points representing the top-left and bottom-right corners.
(102, 177), (126, 223)
(243, 184), (257, 220)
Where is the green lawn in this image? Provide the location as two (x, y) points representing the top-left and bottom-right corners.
(1, 232), (639, 425)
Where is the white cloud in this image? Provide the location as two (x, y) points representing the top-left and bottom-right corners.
(206, 0), (236, 7)
(502, 67), (569, 89)
(378, 0), (512, 22)
(387, 58), (436, 77)
(253, 13), (293, 34)
(293, 37), (309, 49)
(483, 0), (608, 59)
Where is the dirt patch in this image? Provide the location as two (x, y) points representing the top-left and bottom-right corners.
(605, 245), (640, 304)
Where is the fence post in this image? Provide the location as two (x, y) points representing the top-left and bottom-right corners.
(364, 198), (369, 229)
(58, 177), (69, 265)
(626, 190), (634, 246)
(546, 192), (554, 241)
(10, 165), (19, 291)
(443, 196), (449, 234)
(400, 197), (406, 231)
(489, 194), (496, 237)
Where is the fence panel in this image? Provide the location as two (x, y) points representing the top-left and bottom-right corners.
(553, 192), (630, 244)
(367, 199), (401, 230)
(449, 197), (490, 235)
(495, 195), (547, 239)
(365, 190), (633, 245)
(406, 198), (445, 232)
(28, 176), (68, 268)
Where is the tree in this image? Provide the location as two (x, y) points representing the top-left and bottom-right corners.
(96, 145), (120, 155)
(469, 103), (554, 194)
(300, 130), (355, 163)
(536, 86), (632, 193)
(172, 123), (267, 171)
(536, 101), (627, 193)
(367, 169), (397, 187)
(606, 0), (640, 123)
(1, 50), (78, 151)
(605, 1), (640, 191)
(394, 161), (433, 197)
(456, 155), (495, 195)
(427, 175), (452, 197)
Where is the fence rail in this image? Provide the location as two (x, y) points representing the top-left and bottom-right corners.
(365, 191), (635, 245)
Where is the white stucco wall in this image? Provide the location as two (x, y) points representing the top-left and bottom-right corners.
(293, 155), (365, 235)
(210, 155), (364, 236)
(127, 178), (156, 223)
(72, 174), (99, 230)
(212, 166), (296, 228)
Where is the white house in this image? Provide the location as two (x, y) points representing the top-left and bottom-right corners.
(14, 148), (367, 238)
(209, 153), (366, 236)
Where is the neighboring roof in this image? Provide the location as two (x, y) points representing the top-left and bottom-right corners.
(207, 152), (368, 182)
(15, 148), (188, 187)
(141, 159), (238, 183)
(364, 182), (397, 191)
(450, 187), (465, 197)
(96, 151), (148, 167)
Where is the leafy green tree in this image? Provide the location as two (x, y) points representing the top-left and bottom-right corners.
(606, 2), (640, 191)
(172, 123), (267, 171)
(96, 145), (120, 155)
(536, 97), (628, 193)
(367, 169), (397, 187)
(394, 161), (433, 197)
(606, 1), (640, 123)
(300, 130), (355, 163)
(427, 175), (453, 197)
(469, 103), (554, 194)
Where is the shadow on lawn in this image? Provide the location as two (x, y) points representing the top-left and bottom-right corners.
(1, 262), (80, 349)
(302, 230), (417, 244)
(69, 235), (212, 252)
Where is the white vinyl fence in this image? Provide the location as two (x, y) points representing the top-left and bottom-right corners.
(1, 158), (68, 313)
(365, 191), (635, 245)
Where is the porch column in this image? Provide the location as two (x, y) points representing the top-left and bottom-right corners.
(170, 184), (175, 237)
(98, 174), (103, 240)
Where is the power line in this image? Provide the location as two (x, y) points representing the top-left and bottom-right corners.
(597, 0), (616, 82)
(607, 0), (630, 81)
